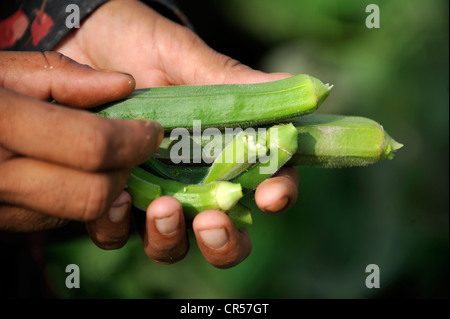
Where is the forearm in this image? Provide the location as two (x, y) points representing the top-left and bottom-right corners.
(0, 0), (188, 51)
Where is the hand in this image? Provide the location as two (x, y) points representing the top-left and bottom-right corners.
(0, 51), (162, 235)
(55, 0), (300, 268)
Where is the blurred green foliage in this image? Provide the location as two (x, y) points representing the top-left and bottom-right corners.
(45, 0), (448, 298)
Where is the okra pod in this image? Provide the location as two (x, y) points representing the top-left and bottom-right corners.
(145, 123), (299, 192)
(127, 167), (244, 221)
(153, 114), (402, 168)
(227, 202), (253, 229)
(288, 114), (403, 167)
(231, 123), (298, 192)
(202, 130), (267, 184)
(93, 74), (332, 130)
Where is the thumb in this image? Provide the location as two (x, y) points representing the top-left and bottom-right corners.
(0, 51), (135, 108)
(157, 27), (292, 86)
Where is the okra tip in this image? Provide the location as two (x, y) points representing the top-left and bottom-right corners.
(381, 133), (404, 160)
(310, 76), (333, 106)
(215, 182), (243, 211)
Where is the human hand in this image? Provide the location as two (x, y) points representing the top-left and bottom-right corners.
(55, 0), (299, 268)
(0, 51), (162, 239)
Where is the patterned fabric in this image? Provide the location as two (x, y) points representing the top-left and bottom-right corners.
(0, 0), (188, 51)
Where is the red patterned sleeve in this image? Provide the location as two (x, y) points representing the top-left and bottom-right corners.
(0, 0), (189, 51)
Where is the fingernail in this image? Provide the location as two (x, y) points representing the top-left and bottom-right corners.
(263, 196), (289, 214)
(199, 228), (229, 249)
(109, 192), (130, 223)
(155, 213), (179, 235)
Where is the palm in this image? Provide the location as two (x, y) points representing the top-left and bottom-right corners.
(56, 1), (179, 87)
(57, 0), (281, 90)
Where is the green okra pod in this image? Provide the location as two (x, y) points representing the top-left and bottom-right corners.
(202, 130), (267, 184)
(127, 167), (244, 221)
(145, 123), (299, 192)
(153, 114), (402, 169)
(145, 157), (207, 185)
(231, 123), (298, 192)
(227, 202), (253, 229)
(288, 114), (403, 167)
(92, 74), (332, 130)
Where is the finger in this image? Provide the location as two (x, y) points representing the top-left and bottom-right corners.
(193, 210), (252, 269)
(0, 205), (68, 232)
(86, 191), (131, 250)
(150, 15), (294, 86)
(155, 21), (294, 86)
(254, 166), (299, 215)
(0, 51), (135, 108)
(68, 0), (292, 88)
(0, 147), (15, 162)
(143, 196), (189, 264)
(0, 157), (130, 221)
(0, 88), (162, 170)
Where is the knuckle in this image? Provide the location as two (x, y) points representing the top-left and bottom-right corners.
(221, 56), (244, 72)
(29, 215), (69, 231)
(45, 216), (70, 229)
(81, 175), (110, 221)
(217, 56), (250, 85)
(42, 51), (72, 68)
(0, 206), (69, 232)
(79, 120), (112, 170)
